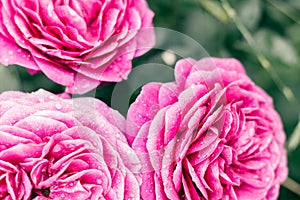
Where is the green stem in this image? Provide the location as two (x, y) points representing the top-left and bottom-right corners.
(287, 115), (300, 151)
(283, 177), (300, 196)
(198, 0), (229, 23)
(267, 0), (300, 25)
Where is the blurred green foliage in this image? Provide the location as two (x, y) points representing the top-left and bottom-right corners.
(0, 0), (300, 198)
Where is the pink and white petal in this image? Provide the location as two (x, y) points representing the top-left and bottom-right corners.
(174, 58), (197, 88)
(0, 35), (38, 69)
(124, 171), (140, 200)
(33, 57), (75, 86)
(127, 83), (163, 139)
(65, 73), (100, 94)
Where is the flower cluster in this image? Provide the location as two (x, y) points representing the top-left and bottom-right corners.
(0, 0), (154, 93)
(0, 90), (140, 199)
(126, 58), (287, 200)
(0, 0), (287, 199)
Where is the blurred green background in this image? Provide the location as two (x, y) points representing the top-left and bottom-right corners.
(0, 0), (300, 199)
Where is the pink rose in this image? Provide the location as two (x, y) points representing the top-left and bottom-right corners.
(127, 58), (288, 199)
(0, 0), (154, 94)
(0, 89), (140, 199)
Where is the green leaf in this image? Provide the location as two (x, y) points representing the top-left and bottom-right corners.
(287, 25), (300, 44)
(198, 0), (230, 23)
(183, 10), (225, 54)
(272, 35), (298, 65)
(236, 0), (262, 30)
(268, 0), (300, 23)
(266, 3), (295, 26)
(254, 29), (298, 65)
(288, 0), (300, 7)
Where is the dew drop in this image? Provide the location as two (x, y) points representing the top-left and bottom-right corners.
(55, 103), (62, 110)
(96, 179), (102, 184)
(3, 57), (9, 63)
(68, 182), (74, 187)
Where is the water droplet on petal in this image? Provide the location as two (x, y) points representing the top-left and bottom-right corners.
(96, 179), (102, 184)
(3, 57), (9, 63)
(55, 103), (62, 110)
(69, 182), (74, 187)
